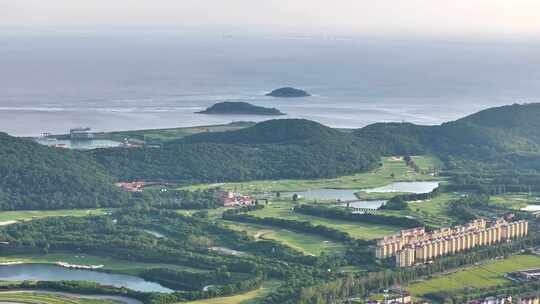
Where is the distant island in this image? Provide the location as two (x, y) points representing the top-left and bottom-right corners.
(266, 87), (310, 98)
(196, 102), (285, 116)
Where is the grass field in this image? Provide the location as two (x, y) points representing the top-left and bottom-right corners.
(407, 255), (540, 297)
(182, 156), (441, 193)
(0, 292), (116, 304)
(0, 209), (106, 224)
(184, 280), (281, 304)
(177, 208), (346, 255)
(103, 122), (255, 143)
(411, 155), (443, 172)
(407, 192), (460, 227)
(0, 253), (208, 275)
(224, 221), (346, 256)
(489, 193), (540, 210)
(248, 200), (401, 240)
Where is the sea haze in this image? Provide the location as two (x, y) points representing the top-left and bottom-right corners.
(1, 31), (539, 136)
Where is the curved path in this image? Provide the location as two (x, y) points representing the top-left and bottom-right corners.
(0, 290), (143, 304)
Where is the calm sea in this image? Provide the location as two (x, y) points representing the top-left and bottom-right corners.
(1, 31), (539, 136)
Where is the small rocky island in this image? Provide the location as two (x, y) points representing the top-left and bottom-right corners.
(196, 102), (285, 116)
(266, 87), (310, 98)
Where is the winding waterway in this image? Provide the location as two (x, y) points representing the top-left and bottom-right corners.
(0, 264), (173, 293)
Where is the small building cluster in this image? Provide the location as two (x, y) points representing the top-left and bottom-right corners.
(510, 268), (540, 281)
(468, 295), (513, 304)
(375, 218), (529, 267)
(115, 181), (146, 192)
(216, 191), (254, 207)
(367, 292), (412, 304)
(468, 295), (539, 304)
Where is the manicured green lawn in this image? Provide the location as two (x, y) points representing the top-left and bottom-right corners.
(0, 209), (106, 223)
(104, 122), (254, 143)
(489, 193), (540, 210)
(183, 280), (281, 304)
(407, 192), (460, 227)
(0, 253), (208, 275)
(0, 292), (116, 304)
(182, 156), (440, 193)
(224, 221), (346, 256)
(248, 200), (401, 240)
(407, 255), (540, 297)
(411, 155), (443, 172)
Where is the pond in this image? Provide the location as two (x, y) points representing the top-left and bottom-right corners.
(521, 205), (540, 212)
(0, 264), (173, 293)
(363, 181), (440, 194)
(337, 200), (387, 210)
(283, 189), (359, 201)
(283, 181), (440, 207)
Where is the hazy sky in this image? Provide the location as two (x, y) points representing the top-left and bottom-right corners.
(2, 0), (540, 36)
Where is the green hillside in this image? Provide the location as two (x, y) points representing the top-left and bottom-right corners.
(92, 119), (380, 182)
(181, 119), (347, 145)
(0, 133), (128, 210)
(356, 103), (540, 160)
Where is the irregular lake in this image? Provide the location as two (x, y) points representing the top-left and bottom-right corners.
(521, 205), (540, 212)
(338, 200), (387, 210)
(363, 181), (440, 194)
(0, 264), (173, 293)
(284, 189), (359, 201)
(283, 181), (440, 204)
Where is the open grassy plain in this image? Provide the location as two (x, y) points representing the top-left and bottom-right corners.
(183, 280), (281, 304)
(102, 122), (255, 143)
(489, 193), (540, 210)
(407, 255), (540, 297)
(182, 156), (440, 193)
(224, 221), (346, 256)
(248, 200), (401, 240)
(0, 292), (117, 304)
(411, 155), (443, 172)
(406, 192), (460, 227)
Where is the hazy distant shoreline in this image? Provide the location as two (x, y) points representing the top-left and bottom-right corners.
(1, 34), (537, 136)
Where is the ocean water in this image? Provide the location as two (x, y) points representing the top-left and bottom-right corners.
(1, 31), (539, 136)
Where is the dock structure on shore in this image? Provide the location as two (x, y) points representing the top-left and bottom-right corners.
(70, 127), (94, 140)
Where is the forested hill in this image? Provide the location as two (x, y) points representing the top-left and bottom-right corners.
(0, 133), (128, 210)
(5, 103), (540, 210)
(354, 103), (540, 171)
(180, 119), (348, 145)
(92, 119), (380, 182)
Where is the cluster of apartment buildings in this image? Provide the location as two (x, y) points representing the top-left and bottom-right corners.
(375, 218), (529, 267)
(216, 190), (254, 207)
(366, 294), (539, 304)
